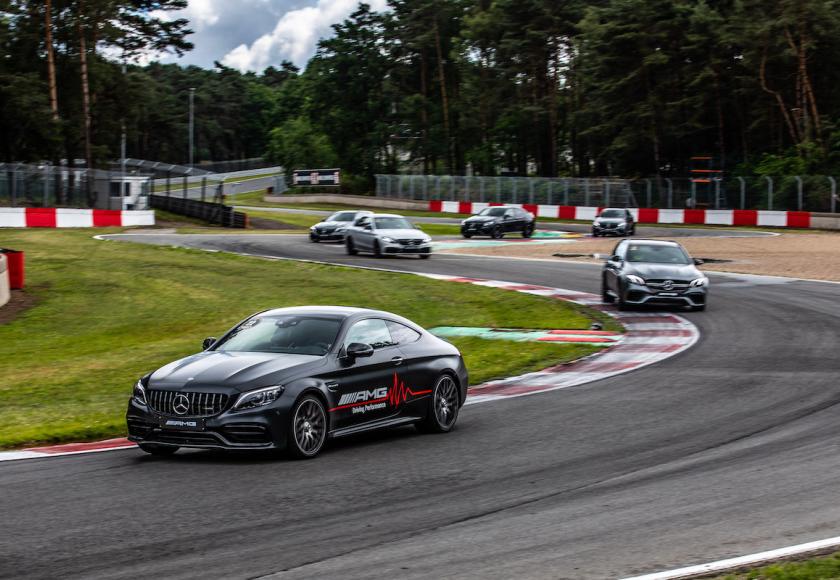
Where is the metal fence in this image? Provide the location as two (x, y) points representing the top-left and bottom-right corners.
(375, 175), (637, 207)
(375, 174), (840, 213)
(0, 163), (152, 210)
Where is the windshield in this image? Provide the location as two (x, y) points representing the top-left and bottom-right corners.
(625, 244), (691, 264)
(478, 207), (507, 217)
(374, 217), (414, 230)
(215, 315), (342, 356)
(328, 212), (355, 222)
(600, 210), (624, 218)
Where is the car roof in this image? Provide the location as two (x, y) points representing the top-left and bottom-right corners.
(619, 238), (681, 247)
(600, 207), (630, 212)
(256, 305), (410, 321)
(370, 213), (404, 218)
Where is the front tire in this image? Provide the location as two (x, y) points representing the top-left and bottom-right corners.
(139, 443), (178, 456)
(346, 238), (358, 255)
(373, 241), (382, 258)
(419, 254), (430, 259)
(417, 374), (460, 434)
(522, 224), (534, 238)
(310, 234), (319, 243)
(287, 395), (328, 459)
(602, 277), (615, 303)
(491, 226), (504, 239)
(462, 231), (472, 239)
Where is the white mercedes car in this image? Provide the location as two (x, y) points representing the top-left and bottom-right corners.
(344, 213), (432, 258)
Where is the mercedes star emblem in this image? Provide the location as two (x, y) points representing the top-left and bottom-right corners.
(662, 280), (674, 291)
(172, 394), (190, 416)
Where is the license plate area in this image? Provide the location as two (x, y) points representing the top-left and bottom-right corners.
(658, 292), (678, 296)
(158, 417), (205, 431)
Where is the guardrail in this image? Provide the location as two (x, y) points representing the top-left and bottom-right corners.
(149, 195), (247, 228)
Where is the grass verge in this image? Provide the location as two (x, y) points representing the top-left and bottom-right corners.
(717, 550), (840, 579)
(0, 229), (619, 449)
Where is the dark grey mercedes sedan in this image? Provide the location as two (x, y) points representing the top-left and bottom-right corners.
(601, 239), (708, 311)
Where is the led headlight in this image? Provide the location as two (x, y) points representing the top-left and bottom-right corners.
(626, 274), (646, 285)
(233, 385), (285, 411)
(132, 380), (148, 406)
(690, 277), (709, 287)
(381, 236), (395, 243)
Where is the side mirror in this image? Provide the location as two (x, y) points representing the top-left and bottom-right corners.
(345, 342), (374, 359)
(363, 224), (372, 231)
(202, 337), (217, 350)
(693, 258), (704, 266)
(610, 255), (623, 263)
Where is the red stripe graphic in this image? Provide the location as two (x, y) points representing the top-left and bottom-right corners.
(387, 373), (432, 407)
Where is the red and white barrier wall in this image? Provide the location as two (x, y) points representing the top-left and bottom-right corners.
(429, 201), (811, 229)
(0, 208), (155, 228)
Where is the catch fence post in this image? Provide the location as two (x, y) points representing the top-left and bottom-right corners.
(829, 176), (837, 214)
(479, 178), (485, 202)
(496, 177), (501, 203)
(714, 178), (721, 209)
(794, 176), (803, 211)
(645, 179), (652, 207)
(528, 179), (535, 204)
(736, 177), (746, 209)
(584, 179), (590, 206)
(665, 178), (673, 208)
(764, 176), (773, 210)
(182, 175), (188, 199)
(547, 180), (553, 205)
(512, 179), (518, 204)
(605, 180), (611, 206)
(201, 177), (207, 203)
(43, 164), (50, 207)
(564, 179), (570, 205)
(166, 172), (171, 197)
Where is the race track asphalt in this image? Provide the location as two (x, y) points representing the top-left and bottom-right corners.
(1, 233), (838, 580)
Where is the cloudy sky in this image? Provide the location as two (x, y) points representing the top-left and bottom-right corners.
(155, 0), (388, 72)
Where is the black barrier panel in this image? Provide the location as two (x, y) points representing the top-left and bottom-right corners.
(149, 195), (247, 228)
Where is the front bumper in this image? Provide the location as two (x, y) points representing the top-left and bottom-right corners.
(311, 230), (345, 241)
(593, 224), (628, 236)
(126, 397), (293, 451)
(623, 283), (707, 307)
(381, 241), (432, 254)
(461, 222), (497, 236)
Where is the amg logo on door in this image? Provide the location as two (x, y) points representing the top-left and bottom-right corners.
(338, 387), (388, 407)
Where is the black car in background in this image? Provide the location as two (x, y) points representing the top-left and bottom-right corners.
(592, 208), (636, 237)
(601, 239), (708, 311)
(461, 205), (536, 239)
(127, 307), (468, 459)
(310, 210), (360, 242)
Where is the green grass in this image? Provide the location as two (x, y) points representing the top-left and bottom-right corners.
(718, 551), (840, 579)
(0, 229), (619, 449)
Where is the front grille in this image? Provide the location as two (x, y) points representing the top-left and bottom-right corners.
(647, 279), (690, 285)
(127, 418), (154, 437)
(148, 390), (229, 417)
(397, 239), (423, 246)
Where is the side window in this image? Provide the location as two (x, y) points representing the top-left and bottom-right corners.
(343, 319), (394, 349)
(612, 241), (626, 258)
(386, 321), (421, 345)
(355, 216), (370, 228)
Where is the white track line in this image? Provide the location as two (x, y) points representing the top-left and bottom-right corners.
(622, 536), (840, 579)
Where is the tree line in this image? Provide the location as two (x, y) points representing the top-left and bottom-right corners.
(2, 0), (840, 188)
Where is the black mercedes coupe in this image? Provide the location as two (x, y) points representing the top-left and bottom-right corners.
(127, 307), (468, 458)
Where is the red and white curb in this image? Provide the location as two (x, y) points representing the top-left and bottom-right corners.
(417, 274), (699, 406)
(429, 200), (812, 229)
(0, 207), (155, 228)
(0, 274), (697, 462)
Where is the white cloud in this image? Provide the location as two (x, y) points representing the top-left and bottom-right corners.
(164, 0), (220, 30)
(221, 0), (389, 72)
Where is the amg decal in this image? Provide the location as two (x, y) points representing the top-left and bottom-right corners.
(338, 387), (388, 407)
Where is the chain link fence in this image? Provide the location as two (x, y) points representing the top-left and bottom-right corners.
(375, 175), (637, 207)
(0, 163), (152, 210)
(376, 174), (839, 213)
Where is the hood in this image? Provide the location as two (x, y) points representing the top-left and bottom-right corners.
(626, 263), (701, 281)
(464, 215), (498, 223)
(595, 217), (625, 224)
(149, 351), (325, 392)
(377, 228), (429, 240)
(314, 220), (345, 229)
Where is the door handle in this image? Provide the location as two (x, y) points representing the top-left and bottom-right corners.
(325, 381), (339, 392)
(391, 356), (404, 366)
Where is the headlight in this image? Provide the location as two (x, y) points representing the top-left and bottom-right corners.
(132, 380), (148, 405)
(421, 236), (431, 243)
(690, 277), (709, 287)
(310, 225), (317, 230)
(335, 226), (346, 232)
(381, 236), (395, 243)
(617, 221), (626, 227)
(232, 385), (285, 411)
(626, 275), (646, 285)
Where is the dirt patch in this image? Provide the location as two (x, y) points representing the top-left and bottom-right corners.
(246, 216), (305, 230)
(0, 289), (37, 325)
(441, 231), (840, 282)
